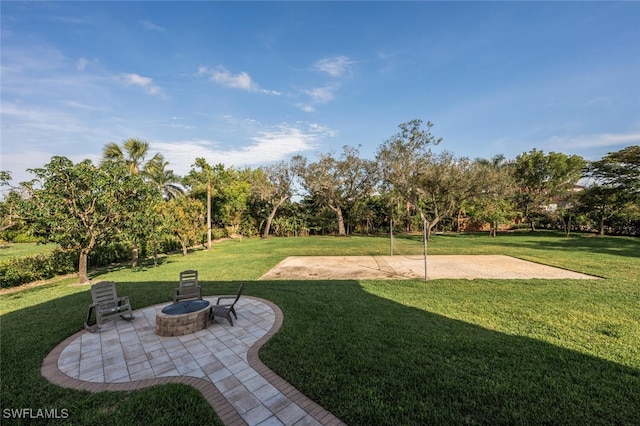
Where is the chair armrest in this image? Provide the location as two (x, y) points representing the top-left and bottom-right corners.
(215, 295), (235, 304)
(84, 303), (98, 331)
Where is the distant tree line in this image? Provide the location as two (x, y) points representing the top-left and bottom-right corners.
(1, 120), (638, 283)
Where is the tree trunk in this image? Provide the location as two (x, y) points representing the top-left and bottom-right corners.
(525, 205), (536, 231)
(336, 206), (347, 236)
(207, 179), (212, 250)
(426, 219), (439, 241)
(131, 241), (139, 267)
(424, 203), (440, 241)
(405, 202), (412, 232)
(263, 196), (288, 238)
(78, 249), (90, 283)
(564, 215), (572, 237)
(599, 215), (605, 235)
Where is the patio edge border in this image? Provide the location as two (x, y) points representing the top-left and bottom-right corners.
(41, 296), (345, 426)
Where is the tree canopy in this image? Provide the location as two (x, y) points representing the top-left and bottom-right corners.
(513, 149), (586, 231)
(21, 156), (158, 282)
(2, 126), (638, 284)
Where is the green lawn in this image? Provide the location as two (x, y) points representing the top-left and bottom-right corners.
(0, 242), (56, 260)
(1, 232), (639, 424)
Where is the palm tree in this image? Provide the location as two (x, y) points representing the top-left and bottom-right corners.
(143, 154), (185, 200)
(102, 138), (161, 175)
(101, 138), (163, 267)
(183, 158), (217, 250)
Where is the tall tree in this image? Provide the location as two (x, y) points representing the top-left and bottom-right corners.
(376, 119), (443, 238)
(159, 196), (206, 255)
(577, 185), (622, 236)
(143, 154), (184, 200)
(465, 156), (517, 237)
(102, 138), (161, 175)
(580, 146), (640, 235)
(183, 158), (219, 249)
(586, 145), (640, 197)
(21, 157), (155, 283)
(553, 189), (582, 237)
(0, 171), (11, 187)
(295, 145), (378, 236)
(214, 167), (252, 236)
(414, 152), (478, 239)
(0, 190), (23, 233)
(251, 161), (297, 238)
(513, 149), (586, 231)
(101, 138), (164, 265)
(0, 172), (24, 233)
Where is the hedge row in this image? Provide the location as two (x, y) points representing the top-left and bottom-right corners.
(0, 250), (77, 288)
(0, 244), (134, 289)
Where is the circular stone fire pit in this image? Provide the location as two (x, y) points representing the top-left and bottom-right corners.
(155, 300), (211, 337)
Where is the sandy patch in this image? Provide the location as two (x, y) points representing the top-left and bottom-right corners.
(259, 255), (599, 280)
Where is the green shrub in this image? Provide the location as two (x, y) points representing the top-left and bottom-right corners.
(211, 227), (227, 240)
(0, 229), (42, 243)
(0, 249), (76, 288)
(88, 243), (132, 267)
(509, 222), (532, 230)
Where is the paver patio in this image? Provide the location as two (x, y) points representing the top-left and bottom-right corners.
(42, 296), (345, 426)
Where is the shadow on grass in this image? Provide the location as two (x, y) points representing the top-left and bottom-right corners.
(253, 279), (640, 425)
(0, 279), (233, 425)
(501, 233), (640, 259)
(2, 279), (639, 425)
(86, 256), (175, 280)
(396, 231), (640, 259)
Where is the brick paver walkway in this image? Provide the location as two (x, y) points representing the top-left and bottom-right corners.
(42, 296), (345, 426)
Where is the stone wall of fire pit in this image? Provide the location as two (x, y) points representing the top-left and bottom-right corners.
(155, 304), (211, 337)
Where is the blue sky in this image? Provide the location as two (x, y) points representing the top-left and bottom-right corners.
(2, 1), (639, 188)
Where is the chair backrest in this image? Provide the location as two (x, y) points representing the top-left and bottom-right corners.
(179, 270), (199, 292)
(230, 282), (244, 306)
(91, 281), (119, 306)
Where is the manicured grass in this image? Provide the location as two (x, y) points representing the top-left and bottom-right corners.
(0, 242), (56, 260)
(1, 232), (639, 424)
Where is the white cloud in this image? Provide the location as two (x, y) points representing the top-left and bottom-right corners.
(296, 84), (340, 112)
(303, 85), (337, 104)
(151, 122), (333, 176)
(47, 15), (85, 25)
(76, 57), (97, 71)
(1, 45), (68, 73)
(313, 56), (353, 77)
(546, 132), (640, 149)
(122, 73), (153, 87)
(140, 20), (165, 32)
(61, 100), (105, 111)
(296, 56), (353, 112)
(296, 103), (316, 113)
(0, 150), (58, 186)
(213, 68), (254, 91)
(0, 110), (106, 187)
(76, 57), (89, 71)
(120, 73), (163, 96)
(197, 66), (280, 95)
(2, 102), (89, 136)
(0, 150), (101, 189)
